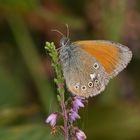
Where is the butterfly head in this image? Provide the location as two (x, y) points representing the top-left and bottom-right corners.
(60, 36), (71, 47)
(52, 24), (71, 48)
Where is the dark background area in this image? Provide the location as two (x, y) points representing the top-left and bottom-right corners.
(0, 0), (140, 140)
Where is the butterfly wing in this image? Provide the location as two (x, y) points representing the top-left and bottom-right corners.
(60, 43), (110, 98)
(73, 40), (132, 78)
(59, 40), (132, 98)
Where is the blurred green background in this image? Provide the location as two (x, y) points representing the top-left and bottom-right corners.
(0, 0), (140, 140)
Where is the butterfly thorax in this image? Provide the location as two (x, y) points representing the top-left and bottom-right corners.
(59, 37), (77, 68)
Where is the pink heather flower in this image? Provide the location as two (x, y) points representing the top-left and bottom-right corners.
(69, 109), (80, 122)
(76, 129), (87, 140)
(45, 113), (57, 127)
(73, 96), (85, 112)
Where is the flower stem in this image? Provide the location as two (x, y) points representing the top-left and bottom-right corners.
(61, 94), (68, 140)
(45, 42), (69, 140)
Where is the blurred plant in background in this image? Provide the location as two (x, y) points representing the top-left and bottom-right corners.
(0, 0), (140, 140)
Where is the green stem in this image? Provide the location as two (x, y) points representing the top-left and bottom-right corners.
(45, 42), (68, 140)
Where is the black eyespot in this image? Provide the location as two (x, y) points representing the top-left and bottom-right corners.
(75, 85), (79, 89)
(93, 63), (99, 69)
(74, 83), (80, 89)
(95, 79), (99, 84)
(81, 85), (87, 90)
(88, 82), (93, 87)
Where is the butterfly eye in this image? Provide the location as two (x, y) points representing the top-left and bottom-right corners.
(88, 82), (94, 87)
(81, 85), (87, 90)
(93, 63), (99, 69)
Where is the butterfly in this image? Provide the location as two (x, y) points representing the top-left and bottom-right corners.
(53, 25), (132, 98)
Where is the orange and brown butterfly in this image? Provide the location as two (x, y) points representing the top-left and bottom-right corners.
(53, 26), (132, 98)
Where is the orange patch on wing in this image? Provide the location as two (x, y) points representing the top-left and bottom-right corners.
(74, 41), (120, 74)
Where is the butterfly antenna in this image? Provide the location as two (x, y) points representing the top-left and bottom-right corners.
(65, 24), (69, 38)
(51, 29), (64, 37)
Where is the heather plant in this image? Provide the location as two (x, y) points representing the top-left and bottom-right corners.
(45, 42), (87, 140)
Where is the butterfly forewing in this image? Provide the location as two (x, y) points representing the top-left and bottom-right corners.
(74, 40), (132, 78)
